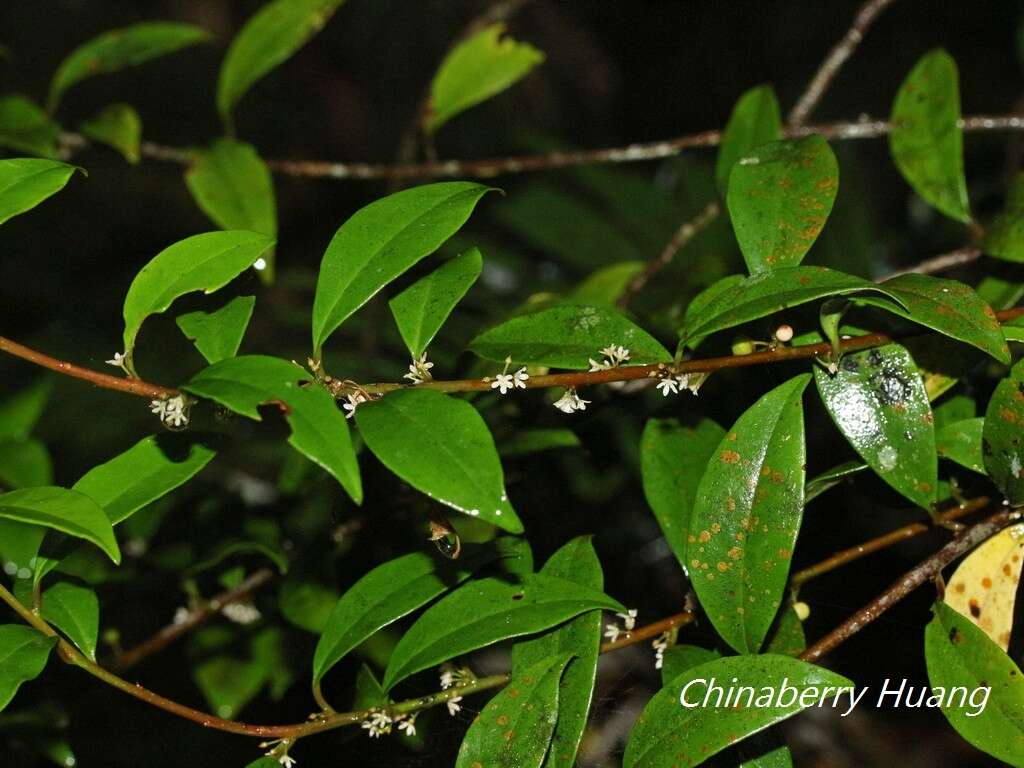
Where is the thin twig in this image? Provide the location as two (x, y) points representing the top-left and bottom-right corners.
(787, 0), (900, 127)
(111, 568), (275, 672)
(800, 508), (1018, 663)
(600, 611), (694, 653)
(59, 115), (1024, 182)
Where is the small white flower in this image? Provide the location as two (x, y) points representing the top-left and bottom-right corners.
(588, 357), (610, 372)
(361, 710), (393, 738)
(652, 630), (672, 669)
(603, 623), (621, 643)
(617, 609), (638, 631)
(396, 713), (417, 736)
(512, 367), (529, 389)
(439, 666), (455, 690)
(223, 602), (261, 625)
(150, 399), (168, 419)
(491, 373), (515, 395)
(151, 395), (190, 428)
(105, 352), (129, 373)
(343, 392), (367, 419)
(404, 353), (435, 385)
(172, 606), (191, 625)
(278, 756), (297, 768)
(553, 388), (590, 414)
(599, 345), (631, 365)
(656, 376), (680, 396)
(446, 695), (463, 717)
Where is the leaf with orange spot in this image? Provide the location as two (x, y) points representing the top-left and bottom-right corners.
(983, 359), (1024, 505)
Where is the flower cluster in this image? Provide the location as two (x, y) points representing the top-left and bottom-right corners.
(149, 394), (190, 428)
(603, 608), (638, 643)
(553, 387), (590, 414)
(489, 357), (529, 395)
(654, 370), (707, 397)
(342, 392), (367, 419)
(222, 601), (261, 625)
(652, 630), (672, 670)
(588, 344), (630, 372)
(361, 709), (394, 738)
(403, 353), (434, 385)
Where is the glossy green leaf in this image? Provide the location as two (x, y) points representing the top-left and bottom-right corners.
(681, 267), (899, 344)
(279, 579), (338, 634)
(0, 96), (61, 157)
(312, 182), (493, 355)
(500, 428), (580, 457)
(352, 663), (388, 709)
(0, 158), (81, 226)
(568, 261), (644, 305)
(0, 439), (53, 489)
(0, 521), (45, 580)
(858, 274), (1009, 364)
(389, 248), (481, 358)
(624, 654), (852, 768)
(79, 103), (141, 163)
(48, 23), (212, 112)
(382, 573), (624, 691)
(312, 549), (482, 685)
(936, 417), (986, 475)
(455, 653), (570, 768)
(121, 231), (274, 361)
(184, 356), (361, 503)
(217, 0), (347, 122)
(185, 139), (277, 282)
(889, 49), (970, 223)
(40, 582), (99, 661)
(1005, 315), (1024, 343)
(925, 602), (1024, 766)
(427, 23), (544, 133)
(688, 375), (808, 653)
(0, 487), (119, 564)
(660, 645), (722, 686)
(815, 344), (937, 509)
(641, 417), (726, 573)
(716, 84), (782, 194)
(984, 172), (1024, 263)
(0, 379), (52, 441)
(470, 303), (672, 369)
(355, 388), (519, 532)
(175, 295), (256, 364)
(726, 135), (838, 274)
(982, 359), (1024, 505)
(511, 537), (602, 768)
(72, 435), (216, 525)
(0, 625), (57, 711)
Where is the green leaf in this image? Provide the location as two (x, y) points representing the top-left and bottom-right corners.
(936, 417), (986, 475)
(858, 274), (1009, 364)
(763, 603), (806, 657)
(716, 84), (783, 194)
(660, 645), (722, 687)
(726, 135), (838, 274)
(568, 261), (644, 306)
(389, 248), (481, 359)
(1005, 315), (1024, 343)
(40, 582), (99, 661)
(0, 96), (61, 157)
(312, 182), (493, 355)
(511, 537), (603, 768)
(217, 0), (348, 122)
(641, 418), (726, 573)
(48, 23), (212, 112)
(624, 654), (852, 768)
(688, 375), (808, 653)
(279, 579), (338, 634)
(355, 388), (519, 532)
(805, 460), (868, 503)
(0, 378), (52, 441)
(455, 654), (570, 768)
(681, 267), (900, 344)
(470, 303), (672, 369)
(925, 602), (1024, 766)
(121, 230), (274, 361)
(72, 435), (216, 525)
(815, 344), (937, 509)
(0, 625), (57, 711)
(194, 654), (266, 720)
(0, 521), (45, 580)
(183, 356), (361, 503)
(0, 439), (53, 489)
(382, 573), (624, 691)
(0, 487), (120, 564)
(982, 359), (1024, 505)
(312, 549), (481, 685)
(500, 428), (580, 458)
(984, 172), (1024, 263)
(175, 295), (256, 364)
(0, 158), (81, 226)
(79, 103), (141, 163)
(185, 139), (277, 282)
(889, 49), (970, 223)
(427, 23), (544, 133)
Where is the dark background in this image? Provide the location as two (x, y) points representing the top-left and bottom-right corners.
(1, 1), (1023, 766)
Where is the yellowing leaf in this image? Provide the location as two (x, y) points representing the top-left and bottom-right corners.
(945, 523), (1024, 651)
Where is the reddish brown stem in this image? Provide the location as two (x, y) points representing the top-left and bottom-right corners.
(600, 611), (694, 653)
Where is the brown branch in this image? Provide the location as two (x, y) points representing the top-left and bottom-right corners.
(799, 508), (1017, 663)
(59, 114), (1024, 182)
(787, 0), (900, 127)
(600, 610), (694, 653)
(111, 568), (275, 672)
